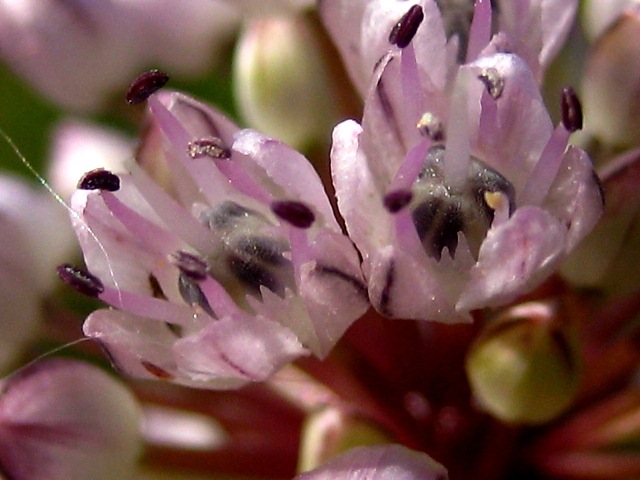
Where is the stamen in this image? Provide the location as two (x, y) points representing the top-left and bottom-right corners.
(171, 251), (208, 281)
(561, 86), (583, 132)
(188, 137), (231, 160)
(77, 168), (121, 191)
(178, 273), (216, 318)
(271, 200), (315, 229)
(389, 5), (425, 48)
(478, 68), (504, 99)
(125, 69), (169, 105)
(416, 112), (445, 141)
(384, 189), (413, 213)
(56, 264), (104, 297)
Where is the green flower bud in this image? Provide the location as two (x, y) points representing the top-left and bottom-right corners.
(234, 15), (341, 150)
(466, 302), (581, 425)
(298, 407), (391, 473)
(582, 8), (640, 148)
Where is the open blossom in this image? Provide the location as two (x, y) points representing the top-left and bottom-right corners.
(330, 6), (603, 322)
(66, 85), (369, 389)
(320, 0), (577, 97)
(0, 359), (141, 480)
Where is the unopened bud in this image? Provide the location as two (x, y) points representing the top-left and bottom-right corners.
(233, 16), (341, 149)
(582, 9), (640, 148)
(466, 302), (581, 424)
(298, 407), (391, 472)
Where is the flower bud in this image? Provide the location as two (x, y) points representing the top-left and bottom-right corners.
(466, 302), (581, 424)
(562, 148), (640, 295)
(581, 0), (637, 40)
(234, 15), (341, 149)
(582, 8), (640, 148)
(298, 407), (391, 472)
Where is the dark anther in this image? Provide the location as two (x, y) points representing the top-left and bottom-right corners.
(383, 189), (413, 213)
(188, 137), (231, 160)
(178, 273), (216, 318)
(171, 251), (208, 281)
(271, 200), (315, 229)
(478, 68), (504, 100)
(56, 264), (104, 297)
(125, 69), (169, 105)
(77, 168), (121, 191)
(561, 86), (583, 132)
(389, 4), (425, 48)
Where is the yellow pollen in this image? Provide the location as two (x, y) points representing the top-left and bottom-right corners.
(484, 191), (506, 211)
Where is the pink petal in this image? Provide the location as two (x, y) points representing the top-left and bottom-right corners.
(458, 207), (566, 311)
(174, 314), (308, 385)
(331, 120), (392, 268)
(470, 54), (554, 191)
(295, 444), (448, 480)
(232, 129), (338, 227)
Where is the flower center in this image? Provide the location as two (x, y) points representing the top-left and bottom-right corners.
(199, 201), (295, 304)
(411, 145), (515, 260)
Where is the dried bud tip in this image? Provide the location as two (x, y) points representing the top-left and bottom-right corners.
(383, 189), (413, 213)
(78, 169), (121, 191)
(271, 200), (315, 229)
(188, 137), (231, 160)
(125, 69), (169, 105)
(389, 5), (424, 48)
(57, 264), (104, 297)
(561, 86), (583, 132)
(171, 251), (208, 281)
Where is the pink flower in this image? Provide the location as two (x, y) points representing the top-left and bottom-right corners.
(320, 0), (577, 96)
(0, 359), (141, 480)
(330, 7), (603, 322)
(65, 85), (368, 389)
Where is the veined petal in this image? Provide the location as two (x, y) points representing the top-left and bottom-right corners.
(458, 207), (566, 311)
